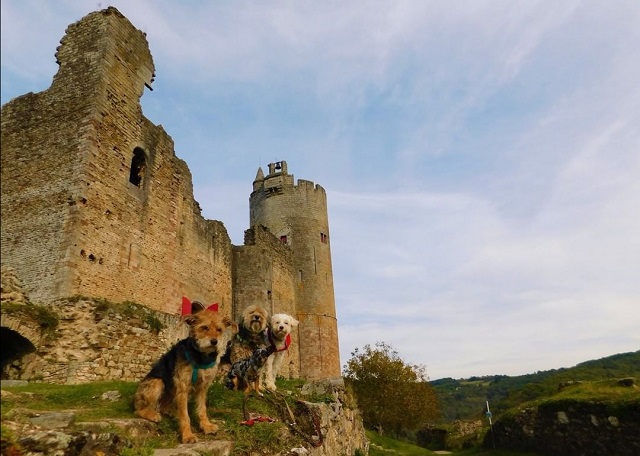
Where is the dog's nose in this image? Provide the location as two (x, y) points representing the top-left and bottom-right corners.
(210, 339), (218, 346)
(279, 326), (284, 330)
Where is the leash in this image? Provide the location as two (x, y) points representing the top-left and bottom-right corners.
(261, 391), (324, 448)
(184, 351), (216, 385)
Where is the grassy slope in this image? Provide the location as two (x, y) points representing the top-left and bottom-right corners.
(3, 351), (637, 455)
(0, 379), (326, 455)
(1, 379), (546, 456)
(367, 430), (538, 456)
(431, 350), (640, 421)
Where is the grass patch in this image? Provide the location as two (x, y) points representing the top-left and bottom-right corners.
(1, 381), (138, 420)
(1, 379), (319, 455)
(454, 449), (540, 456)
(497, 378), (640, 423)
(366, 430), (544, 455)
(1, 302), (59, 335)
(552, 378), (639, 401)
(67, 295), (166, 334)
(367, 430), (434, 455)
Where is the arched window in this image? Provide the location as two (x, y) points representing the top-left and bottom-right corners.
(129, 148), (146, 187)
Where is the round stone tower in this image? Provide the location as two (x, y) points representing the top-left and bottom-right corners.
(250, 161), (340, 379)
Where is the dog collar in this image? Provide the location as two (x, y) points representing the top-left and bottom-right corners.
(185, 351), (217, 385)
(269, 332), (291, 352)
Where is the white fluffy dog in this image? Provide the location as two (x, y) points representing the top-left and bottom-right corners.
(262, 313), (299, 391)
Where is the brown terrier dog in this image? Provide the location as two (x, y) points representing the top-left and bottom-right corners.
(228, 304), (270, 365)
(133, 307), (238, 443)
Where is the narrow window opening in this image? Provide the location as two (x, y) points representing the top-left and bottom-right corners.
(280, 235), (287, 244)
(129, 148), (147, 187)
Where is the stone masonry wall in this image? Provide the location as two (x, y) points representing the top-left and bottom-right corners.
(4, 297), (187, 384)
(233, 226), (300, 379)
(0, 79), (88, 306)
(487, 389), (640, 456)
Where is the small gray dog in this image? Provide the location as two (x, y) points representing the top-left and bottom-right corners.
(226, 344), (276, 396)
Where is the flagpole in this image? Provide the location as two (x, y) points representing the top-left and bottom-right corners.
(486, 400), (496, 449)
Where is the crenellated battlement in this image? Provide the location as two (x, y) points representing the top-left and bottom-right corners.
(253, 161), (327, 200)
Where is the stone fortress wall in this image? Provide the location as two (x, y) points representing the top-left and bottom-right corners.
(0, 7), (340, 382)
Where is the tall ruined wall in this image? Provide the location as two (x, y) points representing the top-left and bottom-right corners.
(0, 14), (102, 305)
(0, 8), (233, 315)
(250, 162), (340, 379)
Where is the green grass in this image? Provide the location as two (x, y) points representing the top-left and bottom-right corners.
(552, 378), (640, 401)
(496, 378), (640, 425)
(366, 430), (539, 456)
(1, 379), (313, 455)
(454, 449), (539, 456)
(8, 378), (624, 456)
(0, 380), (543, 456)
(1, 381), (139, 420)
(367, 430), (434, 455)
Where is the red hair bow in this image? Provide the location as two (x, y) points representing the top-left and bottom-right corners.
(181, 296), (218, 315)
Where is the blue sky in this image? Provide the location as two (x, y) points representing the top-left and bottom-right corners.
(2, 1), (639, 380)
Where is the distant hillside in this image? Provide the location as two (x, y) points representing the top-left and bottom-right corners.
(431, 350), (640, 422)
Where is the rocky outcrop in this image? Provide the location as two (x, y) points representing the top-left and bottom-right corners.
(1, 378), (369, 456)
(300, 378), (369, 455)
(485, 380), (640, 456)
(417, 419), (484, 451)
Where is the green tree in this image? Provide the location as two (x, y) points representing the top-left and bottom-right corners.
(343, 342), (440, 435)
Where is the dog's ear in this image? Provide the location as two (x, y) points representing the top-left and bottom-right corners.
(223, 316), (239, 334)
(182, 314), (199, 327)
(191, 301), (206, 313)
(291, 317), (300, 327)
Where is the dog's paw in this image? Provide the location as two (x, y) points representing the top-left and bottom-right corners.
(265, 382), (277, 391)
(135, 409), (162, 423)
(180, 432), (198, 444)
(201, 422), (219, 435)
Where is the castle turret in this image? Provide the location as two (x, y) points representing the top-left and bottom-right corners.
(250, 161), (340, 379)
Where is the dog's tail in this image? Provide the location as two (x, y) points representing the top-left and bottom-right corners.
(225, 374), (236, 390)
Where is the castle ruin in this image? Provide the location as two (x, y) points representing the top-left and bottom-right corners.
(0, 7), (340, 382)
